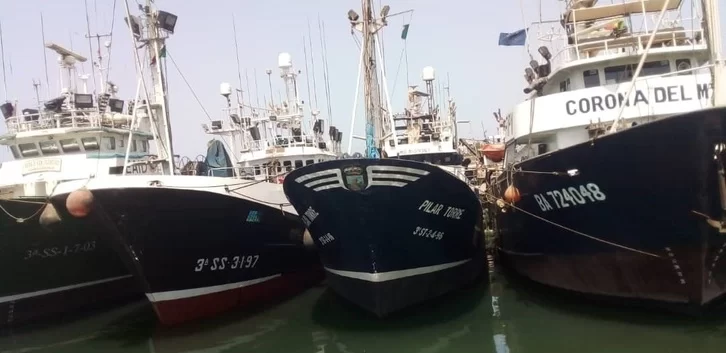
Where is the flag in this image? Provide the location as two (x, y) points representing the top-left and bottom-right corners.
(150, 45), (167, 66)
(401, 24), (410, 40)
(498, 29), (527, 46)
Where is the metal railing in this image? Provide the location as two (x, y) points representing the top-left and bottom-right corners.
(544, 26), (703, 74)
(3, 109), (141, 134)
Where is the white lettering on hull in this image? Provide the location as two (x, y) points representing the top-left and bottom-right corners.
(533, 183), (607, 212)
(418, 200), (465, 220)
(194, 255), (259, 272)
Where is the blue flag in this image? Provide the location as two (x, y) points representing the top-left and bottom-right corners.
(401, 24), (410, 40)
(498, 29), (527, 46)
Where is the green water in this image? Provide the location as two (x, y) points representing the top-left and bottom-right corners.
(3, 266), (726, 353)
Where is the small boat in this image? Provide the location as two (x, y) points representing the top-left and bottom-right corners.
(49, 4), (326, 325)
(490, 0), (726, 310)
(0, 40), (146, 325)
(283, 0), (485, 317)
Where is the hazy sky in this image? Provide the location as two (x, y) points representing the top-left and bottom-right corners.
(0, 0), (724, 161)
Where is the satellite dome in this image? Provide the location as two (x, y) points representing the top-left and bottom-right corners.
(220, 82), (232, 96)
(422, 66), (436, 81)
(278, 52), (292, 68)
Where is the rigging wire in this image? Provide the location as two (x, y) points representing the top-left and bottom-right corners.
(104, 0), (119, 87)
(318, 18), (334, 127)
(164, 49), (235, 156)
(307, 18), (320, 109)
(83, 0), (99, 94)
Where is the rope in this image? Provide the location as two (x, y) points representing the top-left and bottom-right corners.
(482, 190), (662, 258)
(0, 202), (46, 223)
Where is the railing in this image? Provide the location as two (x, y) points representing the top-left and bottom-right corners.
(240, 133), (329, 153)
(542, 25), (703, 74)
(3, 109), (140, 134)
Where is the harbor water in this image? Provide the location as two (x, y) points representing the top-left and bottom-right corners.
(3, 263), (726, 353)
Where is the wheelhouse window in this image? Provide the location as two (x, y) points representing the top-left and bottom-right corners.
(559, 78), (571, 92)
(283, 160), (293, 171)
(254, 166), (261, 175)
(605, 60), (671, 85)
(102, 136), (116, 150)
(641, 60), (670, 77)
(59, 138), (81, 152)
(39, 140), (60, 155)
(141, 140), (149, 152)
(81, 137), (99, 151)
(605, 65), (633, 84)
(9, 145), (20, 159)
(18, 143), (39, 157)
(305, 159), (314, 165)
(583, 69), (600, 88)
(294, 160), (303, 168)
(131, 139), (137, 152)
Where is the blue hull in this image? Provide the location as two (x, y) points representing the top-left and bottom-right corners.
(492, 107), (726, 308)
(283, 158), (485, 316)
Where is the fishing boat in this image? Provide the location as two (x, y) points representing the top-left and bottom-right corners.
(490, 0), (726, 309)
(49, 2), (323, 325)
(0, 41), (146, 325)
(205, 52), (340, 182)
(283, 1), (484, 317)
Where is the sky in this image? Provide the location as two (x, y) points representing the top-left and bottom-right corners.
(0, 0), (724, 161)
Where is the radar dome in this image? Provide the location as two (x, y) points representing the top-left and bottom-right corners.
(220, 82), (232, 96)
(422, 66), (436, 81)
(278, 52), (292, 68)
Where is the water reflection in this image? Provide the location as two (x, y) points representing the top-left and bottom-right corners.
(3, 258), (726, 353)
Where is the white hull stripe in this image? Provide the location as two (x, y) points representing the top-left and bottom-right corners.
(146, 274), (282, 303)
(0, 275), (133, 304)
(324, 259), (471, 283)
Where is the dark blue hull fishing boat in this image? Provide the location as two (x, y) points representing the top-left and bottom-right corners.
(283, 0), (484, 316)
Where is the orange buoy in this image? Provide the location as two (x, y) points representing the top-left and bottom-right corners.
(503, 185), (521, 203)
(66, 188), (95, 218)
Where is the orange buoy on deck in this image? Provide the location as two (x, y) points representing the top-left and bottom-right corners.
(66, 188), (95, 218)
(503, 185), (521, 203)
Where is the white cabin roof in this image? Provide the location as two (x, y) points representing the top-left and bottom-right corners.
(565, 0), (683, 23)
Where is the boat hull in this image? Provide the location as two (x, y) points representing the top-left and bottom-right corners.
(0, 198), (136, 326)
(492, 107), (726, 308)
(283, 158), (485, 316)
(50, 177), (323, 325)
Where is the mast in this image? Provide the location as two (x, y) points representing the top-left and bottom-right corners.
(348, 0), (389, 158)
(124, 0), (177, 174)
(701, 0), (725, 107)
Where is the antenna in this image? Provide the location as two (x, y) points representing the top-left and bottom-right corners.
(307, 18), (319, 108)
(302, 35), (315, 118)
(83, 0), (98, 93)
(0, 20), (6, 101)
(254, 68), (260, 106)
(231, 14), (245, 111)
(40, 13), (51, 99)
(319, 18), (334, 127)
(266, 69), (274, 108)
(245, 69), (253, 109)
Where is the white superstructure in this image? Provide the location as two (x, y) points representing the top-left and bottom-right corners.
(503, 0), (715, 164)
(0, 42), (157, 199)
(205, 53), (339, 182)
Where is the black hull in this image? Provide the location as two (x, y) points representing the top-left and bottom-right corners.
(492, 106), (726, 308)
(283, 158), (485, 316)
(51, 184), (323, 325)
(0, 198), (136, 326)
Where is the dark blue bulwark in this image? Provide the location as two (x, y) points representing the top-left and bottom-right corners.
(492, 106), (726, 309)
(284, 158), (485, 316)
